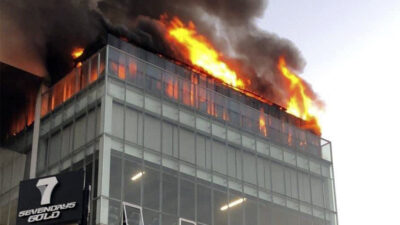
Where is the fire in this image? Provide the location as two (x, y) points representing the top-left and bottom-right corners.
(166, 17), (244, 88)
(164, 16), (321, 135)
(72, 48), (84, 59)
(278, 56), (321, 134)
(259, 108), (267, 136)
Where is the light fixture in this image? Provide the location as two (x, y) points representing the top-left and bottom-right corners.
(220, 198), (246, 211)
(131, 171), (145, 181)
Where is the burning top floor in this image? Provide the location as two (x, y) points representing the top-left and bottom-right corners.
(3, 33), (326, 158)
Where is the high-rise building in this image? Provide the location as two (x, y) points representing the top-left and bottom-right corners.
(0, 35), (337, 225)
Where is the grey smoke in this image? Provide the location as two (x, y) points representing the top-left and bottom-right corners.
(0, 0), (319, 106)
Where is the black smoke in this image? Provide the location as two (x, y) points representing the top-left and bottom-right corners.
(0, 0), (316, 106)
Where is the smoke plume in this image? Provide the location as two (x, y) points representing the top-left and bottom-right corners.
(0, 0), (316, 106)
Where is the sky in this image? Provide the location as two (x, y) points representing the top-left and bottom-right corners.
(257, 0), (400, 224)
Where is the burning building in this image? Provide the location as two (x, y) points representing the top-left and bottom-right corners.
(0, 34), (337, 225)
(0, 1), (337, 225)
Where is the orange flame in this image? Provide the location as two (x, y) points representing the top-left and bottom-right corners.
(278, 56), (321, 135)
(259, 108), (267, 136)
(164, 16), (321, 135)
(72, 48), (84, 59)
(167, 17), (244, 88)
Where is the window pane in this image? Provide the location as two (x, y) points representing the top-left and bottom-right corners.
(143, 167), (160, 210)
(212, 141), (227, 174)
(285, 168), (298, 198)
(197, 185), (211, 224)
(144, 115), (161, 152)
(236, 150), (242, 180)
(87, 109), (96, 142)
(258, 203), (272, 225)
(228, 191), (243, 225)
(61, 125), (72, 159)
(112, 103), (124, 139)
(124, 205), (142, 225)
(180, 179), (195, 220)
(196, 134), (206, 168)
(311, 177), (324, 207)
(264, 160), (272, 190)
(110, 155), (122, 199)
(257, 158), (265, 189)
(162, 122), (174, 156)
(125, 107), (139, 144)
(243, 152), (256, 185)
(48, 131), (61, 166)
(108, 200), (121, 225)
(179, 128), (195, 164)
(162, 173), (178, 215)
(161, 214), (178, 225)
(74, 115), (86, 149)
(245, 198), (257, 225)
(124, 159), (141, 204)
(298, 173), (311, 202)
(213, 190), (227, 225)
(271, 163), (285, 194)
(143, 209), (159, 225)
(227, 147), (236, 178)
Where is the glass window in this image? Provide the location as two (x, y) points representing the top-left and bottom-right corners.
(108, 200), (121, 225)
(162, 122), (174, 156)
(243, 152), (257, 185)
(212, 141), (227, 174)
(61, 124), (72, 159)
(236, 149), (243, 180)
(213, 190), (228, 225)
(311, 177), (324, 207)
(324, 178), (335, 210)
(205, 139), (212, 170)
(144, 115), (161, 152)
(258, 203), (272, 225)
(48, 131), (61, 166)
(298, 173), (311, 203)
(196, 134), (206, 168)
(264, 160), (272, 190)
(74, 115), (86, 149)
(257, 158), (265, 189)
(125, 107), (139, 144)
(123, 203), (143, 225)
(227, 146), (236, 178)
(179, 128), (195, 164)
(162, 214), (178, 225)
(270, 163), (285, 194)
(37, 138), (47, 173)
(162, 173), (178, 215)
(285, 168), (298, 199)
(180, 179), (195, 220)
(143, 208), (159, 225)
(197, 185), (211, 224)
(109, 155), (122, 199)
(228, 191), (243, 225)
(124, 159), (141, 204)
(87, 109), (96, 142)
(112, 103), (124, 139)
(143, 167), (160, 210)
(245, 198), (258, 225)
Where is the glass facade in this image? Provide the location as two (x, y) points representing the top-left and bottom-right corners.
(3, 35), (337, 225)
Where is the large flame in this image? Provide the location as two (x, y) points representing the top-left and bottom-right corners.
(278, 56), (321, 134)
(165, 17), (322, 135)
(167, 17), (244, 88)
